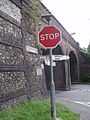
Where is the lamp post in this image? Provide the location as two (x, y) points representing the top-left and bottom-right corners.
(41, 15), (57, 120)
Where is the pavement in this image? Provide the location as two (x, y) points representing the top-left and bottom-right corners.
(56, 84), (90, 120)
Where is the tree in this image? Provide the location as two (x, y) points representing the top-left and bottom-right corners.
(87, 43), (90, 54)
(81, 47), (87, 53)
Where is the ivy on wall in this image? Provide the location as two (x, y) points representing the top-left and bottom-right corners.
(22, 0), (41, 48)
(30, 0), (41, 48)
(31, 0), (41, 24)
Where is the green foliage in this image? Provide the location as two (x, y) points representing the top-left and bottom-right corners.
(56, 103), (80, 120)
(80, 73), (90, 83)
(87, 43), (90, 55)
(31, 0), (41, 24)
(0, 101), (79, 120)
(30, 0), (41, 48)
(81, 43), (90, 56)
(80, 48), (87, 53)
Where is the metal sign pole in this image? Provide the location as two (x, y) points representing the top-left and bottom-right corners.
(50, 48), (57, 120)
(39, 15), (60, 120)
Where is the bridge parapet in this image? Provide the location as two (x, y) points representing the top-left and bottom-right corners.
(39, 2), (80, 52)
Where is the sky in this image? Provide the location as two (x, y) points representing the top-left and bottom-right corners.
(42, 0), (90, 48)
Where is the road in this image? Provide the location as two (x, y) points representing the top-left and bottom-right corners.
(56, 84), (90, 120)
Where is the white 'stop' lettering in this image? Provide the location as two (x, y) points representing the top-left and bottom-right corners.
(40, 33), (59, 41)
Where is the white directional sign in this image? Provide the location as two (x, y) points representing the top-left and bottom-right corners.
(53, 55), (70, 61)
(44, 56), (56, 66)
(40, 55), (69, 67)
(40, 55), (70, 62)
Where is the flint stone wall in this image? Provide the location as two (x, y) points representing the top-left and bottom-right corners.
(0, 0), (27, 107)
(0, 0), (21, 23)
(0, 0), (47, 108)
(0, 17), (22, 47)
(22, 0), (47, 99)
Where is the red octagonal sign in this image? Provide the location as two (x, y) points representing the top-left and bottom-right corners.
(38, 26), (62, 49)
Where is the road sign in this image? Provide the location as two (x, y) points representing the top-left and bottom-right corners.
(44, 56), (56, 66)
(40, 55), (69, 67)
(40, 55), (69, 61)
(39, 25), (62, 120)
(45, 59), (56, 66)
(39, 26), (62, 48)
(53, 55), (70, 61)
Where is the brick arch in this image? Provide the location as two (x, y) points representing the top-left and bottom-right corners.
(69, 51), (79, 83)
(53, 46), (66, 90)
(42, 45), (66, 90)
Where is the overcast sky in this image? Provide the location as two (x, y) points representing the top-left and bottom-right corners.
(42, 0), (90, 48)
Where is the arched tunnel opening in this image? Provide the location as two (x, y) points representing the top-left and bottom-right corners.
(69, 51), (78, 84)
(42, 46), (66, 90)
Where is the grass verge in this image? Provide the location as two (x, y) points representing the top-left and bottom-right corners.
(0, 100), (80, 120)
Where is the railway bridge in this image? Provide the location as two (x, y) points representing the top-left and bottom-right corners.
(0, 0), (81, 106)
(40, 2), (80, 90)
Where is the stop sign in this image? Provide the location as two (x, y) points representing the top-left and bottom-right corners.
(38, 26), (62, 48)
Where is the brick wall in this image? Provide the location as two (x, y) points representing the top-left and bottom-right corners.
(80, 52), (90, 82)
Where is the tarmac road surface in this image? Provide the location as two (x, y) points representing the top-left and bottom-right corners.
(56, 84), (90, 120)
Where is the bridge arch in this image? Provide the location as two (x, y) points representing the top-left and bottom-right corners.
(53, 46), (66, 90)
(42, 45), (66, 90)
(69, 51), (78, 83)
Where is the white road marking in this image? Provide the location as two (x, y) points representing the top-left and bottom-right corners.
(72, 101), (90, 107)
